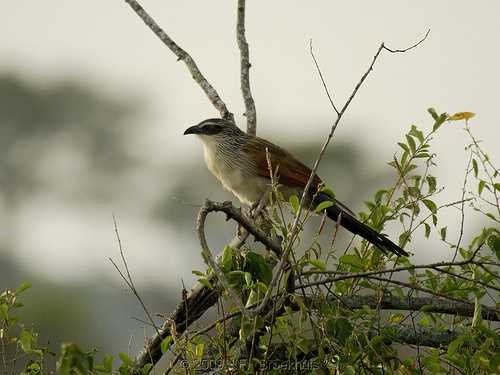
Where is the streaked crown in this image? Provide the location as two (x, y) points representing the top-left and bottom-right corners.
(183, 118), (244, 137)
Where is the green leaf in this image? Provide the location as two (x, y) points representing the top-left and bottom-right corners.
(405, 135), (416, 153)
(326, 318), (353, 344)
(227, 270), (245, 285)
(103, 355), (114, 373)
(339, 254), (363, 270)
(197, 277), (212, 288)
(95, 354), (114, 373)
(141, 364), (153, 375)
(245, 289), (259, 307)
(422, 199), (437, 214)
(426, 176), (437, 193)
(374, 189), (388, 203)
(239, 319), (252, 341)
(398, 142), (409, 153)
(407, 186), (420, 197)
(478, 180), (487, 195)
(399, 231), (411, 247)
(424, 223), (431, 238)
(195, 343), (204, 359)
(244, 272), (252, 286)
(427, 107), (439, 120)
(432, 112), (449, 131)
(289, 195), (300, 214)
(15, 282), (32, 294)
(244, 252), (272, 285)
(319, 185), (335, 198)
(192, 270), (205, 277)
(58, 343), (93, 374)
(448, 335), (465, 356)
(19, 329), (33, 352)
(432, 214), (438, 226)
(314, 200), (334, 213)
(487, 236), (500, 259)
(0, 303), (8, 321)
(409, 125), (425, 143)
(440, 227), (447, 241)
(472, 159), (479, 177)
(118, 352), (133, 366)
(221, 245), (234, 272)
(494, 183), (500, 191)
(307, 259), (326, 271)
(160, 336), (173, 354)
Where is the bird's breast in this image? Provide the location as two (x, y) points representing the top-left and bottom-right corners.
(202, 141), (268, 205)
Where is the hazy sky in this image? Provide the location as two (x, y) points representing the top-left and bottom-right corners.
(1, 1), (499, 285)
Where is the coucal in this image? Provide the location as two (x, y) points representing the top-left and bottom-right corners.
(184, 118), (408, 257)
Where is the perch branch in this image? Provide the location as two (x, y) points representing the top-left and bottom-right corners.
(132, 200), (278, 371)
(197, 202), (251, 319)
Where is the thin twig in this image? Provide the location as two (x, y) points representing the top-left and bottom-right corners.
(124, 0), (234, 122)
(110, 216), (161, 337)
(236, 0), (257, 134)
(453, 152), (472, 261)
(383, 29), (431, 53)
(255, 30), (431, 317)
(309, 39), (340, 115)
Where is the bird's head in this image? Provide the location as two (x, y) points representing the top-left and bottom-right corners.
(183, 118), (244, 141)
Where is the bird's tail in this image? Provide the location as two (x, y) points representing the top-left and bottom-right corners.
(313, 192), (409, 257)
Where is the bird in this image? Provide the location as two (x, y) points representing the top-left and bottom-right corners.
(184, 118), (409, 257)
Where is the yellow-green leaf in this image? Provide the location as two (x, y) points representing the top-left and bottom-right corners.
(160, 336), (173, 353)
(448, 111), (475, 121)
(314, 200), (334, 213)
(289, 195), (300, 214)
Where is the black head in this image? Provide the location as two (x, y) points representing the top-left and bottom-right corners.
(183, 118), (242, 136)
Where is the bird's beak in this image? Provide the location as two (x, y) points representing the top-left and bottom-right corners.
(183, 125), (201, 135)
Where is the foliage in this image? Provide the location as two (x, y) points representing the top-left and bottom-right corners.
(1, 109), (499, 374)
(178, 109), (499, 374)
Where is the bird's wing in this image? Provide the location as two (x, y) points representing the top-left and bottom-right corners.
(242, 136), (323, 190)
(243, 136), (355, 215)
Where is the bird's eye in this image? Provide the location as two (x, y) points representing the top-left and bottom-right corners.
(203, 124), (222, 134)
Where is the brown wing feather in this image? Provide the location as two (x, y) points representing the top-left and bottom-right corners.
(243, 136), (355, 215)
(242, 137), (323, 190)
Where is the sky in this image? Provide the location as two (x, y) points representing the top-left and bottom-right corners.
(1, 0), (499, 287)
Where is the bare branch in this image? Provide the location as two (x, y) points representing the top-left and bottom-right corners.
(201, 200), (282, 256)
(236, 0), (257, 134)
(110, 216), (160, 337)
(124, 0), (234, 122)
(197, 202), (252, 319)
(383, 29), (431, 53)
(257, 31), (431, 318)
(309, 39), (340, 115)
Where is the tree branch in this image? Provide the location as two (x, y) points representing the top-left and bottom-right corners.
(236, 0), (257, 134)
(132, 200), (279, 372)
(197, 202), (252, 319)
(255, 30), (431, 319)
(124, 0), (234, 122)
(132, 279), (220, 373)
(304, 294), (499, 322)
